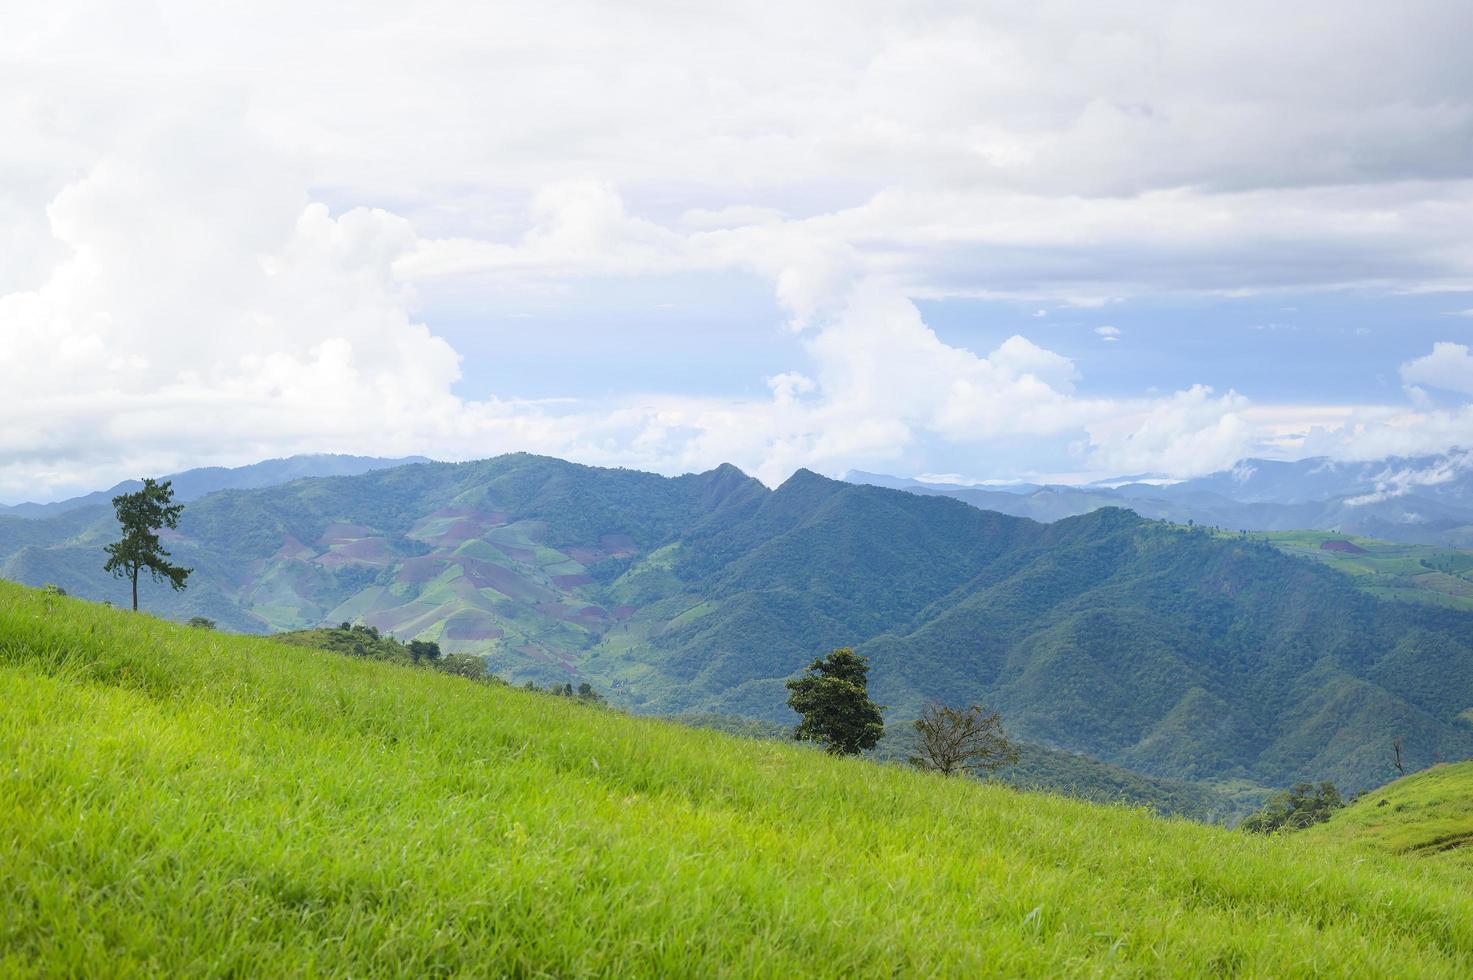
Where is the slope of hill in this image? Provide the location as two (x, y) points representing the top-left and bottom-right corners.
(1306, 762), (1473, 870)
(0, 453), (427, 519)
(2, 583), (1470, 976)
(1237, 530), (1473, 611)
(2, 453), (1472, 795)
(678, 713), (1255, 822)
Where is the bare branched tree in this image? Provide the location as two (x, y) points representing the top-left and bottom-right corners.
(907, 702), (1019, 777)
(1392, 736), (1405, 777)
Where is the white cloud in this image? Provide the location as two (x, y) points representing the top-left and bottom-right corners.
(6, 1), (1473, 499)
(1095, 325), (1121, 341)
(1401, 342), (1473, 396)
(1084, 386), (1254, 477)
(1345, 452), (1472, 506)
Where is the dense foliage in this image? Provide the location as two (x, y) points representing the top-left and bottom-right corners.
(1240, 782), (1345, 834)
(785, 648), (885, 755)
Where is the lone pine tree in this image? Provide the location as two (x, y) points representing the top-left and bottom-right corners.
(103, 478), (191, 612)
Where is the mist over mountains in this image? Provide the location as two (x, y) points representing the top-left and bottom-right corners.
(0, 454), (428, 519)
(3, 451), (1471, 795)
(849, 450), (1473, 547)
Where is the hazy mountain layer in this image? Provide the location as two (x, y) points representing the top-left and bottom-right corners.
(0, 453), (428, 519)
(848, 450), (1473, 547)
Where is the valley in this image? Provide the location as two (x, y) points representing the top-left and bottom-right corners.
(4, 453), (1472, 799)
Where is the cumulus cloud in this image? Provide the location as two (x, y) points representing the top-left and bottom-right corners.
(6, 1), (1473, 499)
(1401, 342), (1473, 396)
(1095, 326), (1121, 341)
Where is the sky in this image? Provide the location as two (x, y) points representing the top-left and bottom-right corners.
(4, 1), (1473, 502)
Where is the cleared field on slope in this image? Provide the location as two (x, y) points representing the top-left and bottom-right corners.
(1306, 762), (1473, 871)
(2, 581), (1471, 977)
(1238, 529), (1473, 611)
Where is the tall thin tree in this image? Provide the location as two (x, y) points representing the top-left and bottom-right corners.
(103, 478), (191, 611)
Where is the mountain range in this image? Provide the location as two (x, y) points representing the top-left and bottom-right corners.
(848, 450), (1473, 547)
(0, 453), (428, 519)
(3, 451), (1471, 796)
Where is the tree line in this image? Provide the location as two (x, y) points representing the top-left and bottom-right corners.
(785, 647), (1020, 778)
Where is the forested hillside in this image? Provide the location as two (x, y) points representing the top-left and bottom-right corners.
(3, 454), (1471, 793)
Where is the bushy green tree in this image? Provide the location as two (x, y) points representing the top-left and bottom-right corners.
(436, 653), (488, 679)
(786, 648), (884, 755)
(1240, 781), (1345, 833)
(103, 478), (190, 611)
(409, 639), (442, 663)
(186, 616), (216, 630)
(908, 702), (1019, 777)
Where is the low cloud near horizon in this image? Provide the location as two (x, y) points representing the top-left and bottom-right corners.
(5, 1), (1473, 502)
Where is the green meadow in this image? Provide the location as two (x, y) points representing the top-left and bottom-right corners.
(1307, 761), (1473, 871)
(3, 580), (1472, 977)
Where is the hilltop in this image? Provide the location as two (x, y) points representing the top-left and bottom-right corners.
(1306, 761), (1473, 870)
(2, 582), (1471, 976)
(2, 453), (1472, 794)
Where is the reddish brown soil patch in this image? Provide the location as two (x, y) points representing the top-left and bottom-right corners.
(611, 605), (636, 620)
(273, 534), (316, 560)
(318, 522), (374, 545)
(566, 548), (604, 566)
(367, 603), (442, 633)
(551, 574), (594, 589)
(397, 556), (449, 585)
(493, 542), (537, 562)
(570, 606), (611, 626)
(313, 538), (394, 567)
(436, 520), (490, 545)
(458, 559), (554, 603)
(411, 509), (510, 546)
(517, 643), (555, 664)
(599, 534), (637, 557)
(1321, 539), (1368, 555)
(443, 610), (505, 642)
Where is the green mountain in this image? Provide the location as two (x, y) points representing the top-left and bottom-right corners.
(3, 453), (1472, 795)
(4, 583), (1471, 976)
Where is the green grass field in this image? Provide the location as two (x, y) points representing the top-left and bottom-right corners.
(3, 581), (1472, 976)
(1306, 762), (1473, 871)
(1224, 529), (1473, 611)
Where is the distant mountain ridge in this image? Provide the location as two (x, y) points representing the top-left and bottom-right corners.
(3, 451), (1471, 795)
(0, 454), (431, 519)
(847, 449), (1473, 547)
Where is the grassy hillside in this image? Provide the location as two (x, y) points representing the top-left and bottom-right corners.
(3, 582), (1473, 976)
(679, 713), (1258, 822)
(1306, 762), (1473, 870)
(5, 454), (1473, 793)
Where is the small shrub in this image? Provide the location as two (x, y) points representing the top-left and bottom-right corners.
(1241, 782), (1344, 833)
